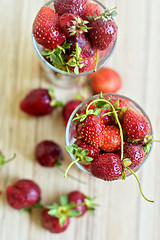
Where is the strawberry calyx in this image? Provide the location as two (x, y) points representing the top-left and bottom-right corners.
(65, 144), (93, 177)
(47, 194), (96, 226)
(94, 7), (117, 21)
(48, 88), (63, 107)
(66, 43), (85, 75)
(0, 153), (16, 169)
(69, 17), (91, 36)
(41, 40), (71, 72)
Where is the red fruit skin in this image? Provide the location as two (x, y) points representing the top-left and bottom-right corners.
(54, 0), (87, 18)
(123, 109), (151, 139)
(67, 34), (96, 57)
(42, 209), (70, 233)
(77, 115), (104, 147)
(84, 3), (101, 20)
(67, 191), (87, 217)
(100, 109), (111, 126)
(63, 100), (82, 127)
(35, 140), (63, 167)
(100, 125), (121, 152)
(32, 6), (66, 49)
(89, 19), (118, 50)
(90, 153), (122, 181)
(74, 139), (99, 158)
(91, 68), (122, 93)
(6, 179), (41, 210)
(68, 52), (91, 73)
(123, 143), (145, 170)
(20, 88), (54, 116)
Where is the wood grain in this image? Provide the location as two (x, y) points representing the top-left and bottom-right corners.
(0, 0), (160, 239)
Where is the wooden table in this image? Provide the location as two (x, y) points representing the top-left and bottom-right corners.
(0, 0), (160, 239)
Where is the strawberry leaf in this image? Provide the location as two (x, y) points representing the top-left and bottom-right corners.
(60, 195), (68, 206)
(0, 153), (16, 169)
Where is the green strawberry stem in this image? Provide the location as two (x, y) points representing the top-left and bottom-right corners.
(94, 49), (99, 72)
(125, 167), (154, 203)
(0, 153), (16, 169)
(57, 165), (86, 184)
(64, 158), (80, 178)
(76, 43), (79, 61)
(86, 97), (124, 160)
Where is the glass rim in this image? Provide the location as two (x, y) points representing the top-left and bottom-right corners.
(65, 93), (154, 177)
(32, 0), (117, 77)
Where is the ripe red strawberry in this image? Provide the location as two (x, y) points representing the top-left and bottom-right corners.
(100, 109), (111, 125)
(90, 67), (122, 93)
(59, 13), (89, 37)
(67, 190), (87, 217)
(42, 209), (70, 233)
(63, 100), (82, 126)
(32, 6), (66, 49)
(54, 0), (87, 18)
(74, 139), (99, 158)
(90, 153), (122, 181)
(35, 140), (63, 167)
(123, 142), (145, 170)
(20, 88), (61, 116)
(67, 51), (91, 74)
(123, 109), (151, 139)
(6, 179), (41, 210)
(67, 34), (96, 57)
(77, 115), (104, 147)
(84, 2), (101, 20)
(100, 125), (121, 152)
(88, 10), (118, 50)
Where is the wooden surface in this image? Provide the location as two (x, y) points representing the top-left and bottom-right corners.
(0, 0), (160, 239)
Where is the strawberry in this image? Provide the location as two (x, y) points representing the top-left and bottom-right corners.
(123, 142), (145, 170)
(100, 109), (110, 125)
(123, 109), (151, 139)
(67, 44), (91, 74)
(67, 191), (88, 217)
(77, 115), (104, 147)
(84, 2), (101, 20)
(54, 0), (87, 18)
(67, 34), (96, 57)
(59, 13), (89, 37)
(32, 6), (66, 49)
(20, 88), (62, 116)
(88, 9), (118, 50)
(100, 125), (121, 152)
(63, 100), (82, 127)
(90, 153), (122, 181)
(74, 139), (99, 158)
(42, 209), (70, 233)
(6, 179), (41, 210)
(35, 140), (63, 167)
(90, 67), (122, 93)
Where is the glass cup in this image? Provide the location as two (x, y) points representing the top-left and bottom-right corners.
(66, 93), (153, 178)
(32, 0), (117, 88)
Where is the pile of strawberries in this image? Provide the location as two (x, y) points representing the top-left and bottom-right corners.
(66, 93), (153, 188)
(32, 0), (118, 74)
(6, 179), (96, 233)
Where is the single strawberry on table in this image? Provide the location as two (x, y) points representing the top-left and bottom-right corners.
(20, 88), (63, 116)
(89, 67), (122, 93)
(35, 140), (63, 167)
(32, 6), (66, 49)
(42, 209), (70, 233)
(6, 179), (41, 210)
